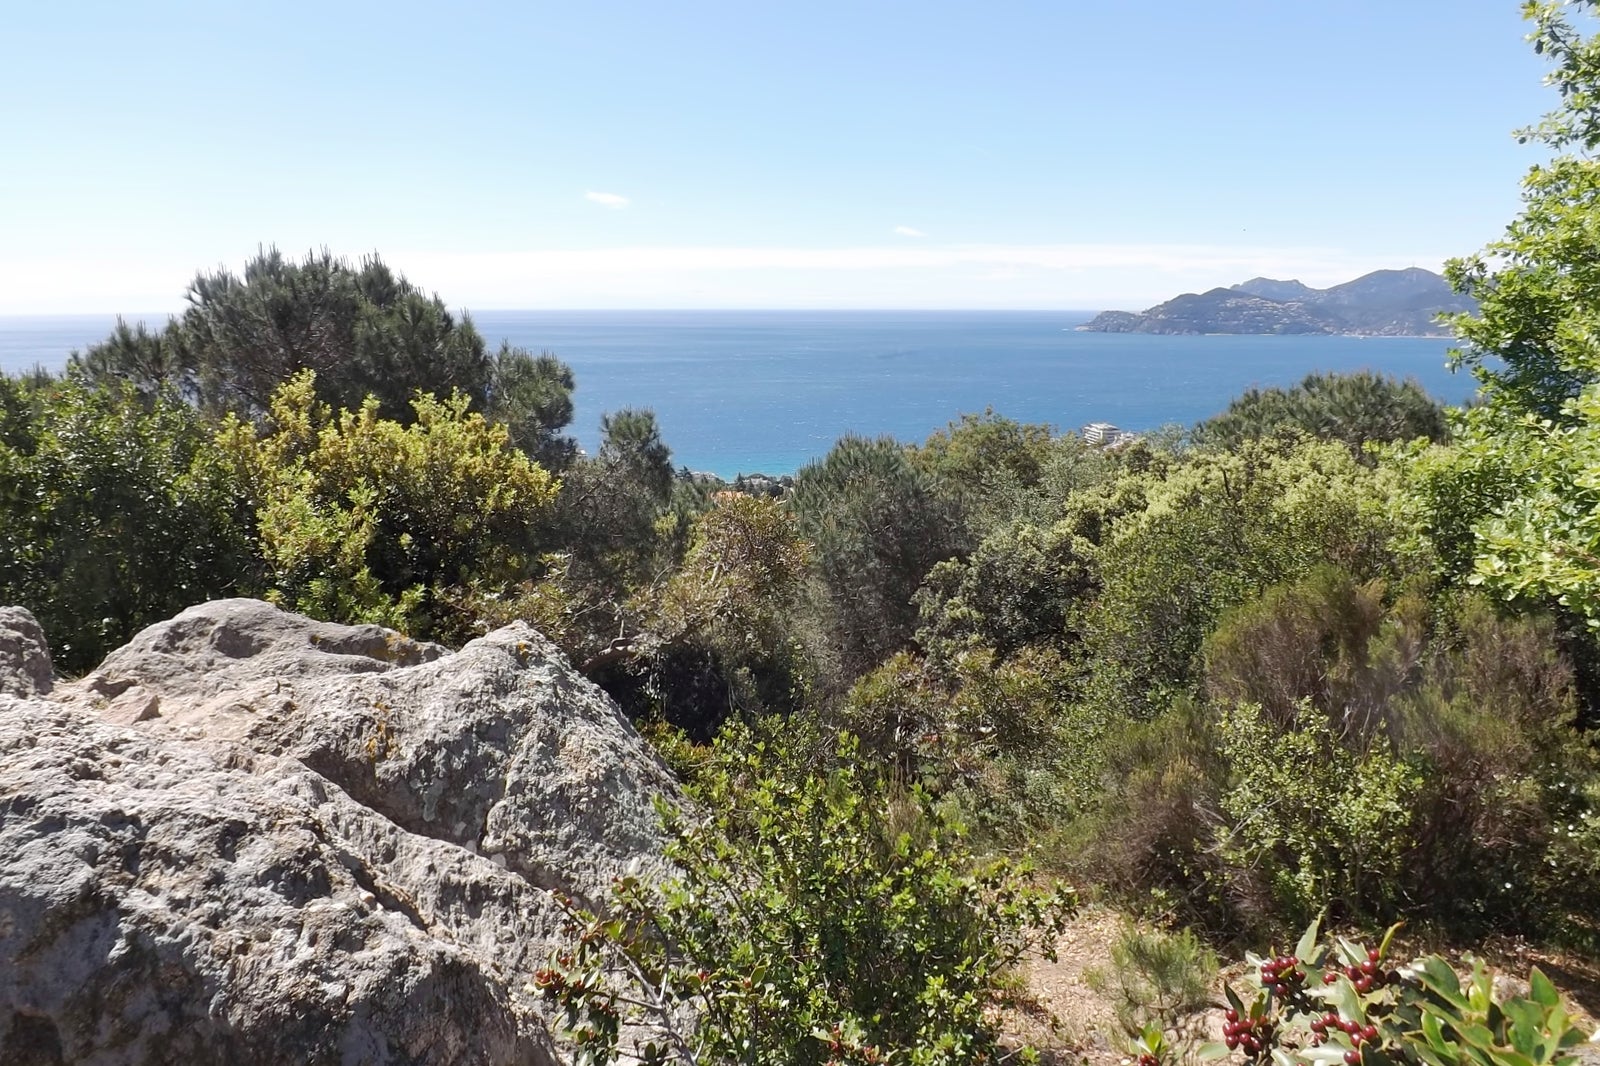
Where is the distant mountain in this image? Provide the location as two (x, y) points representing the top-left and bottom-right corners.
(1231, 277), (1318, 302)
(1080, 268), (1473, 337)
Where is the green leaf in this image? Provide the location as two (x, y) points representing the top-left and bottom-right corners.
(1331, 976), (1366, 1019)
(1506, 999), (1546, 1056)
(1422, 1011), (1455, 1055)
(1527, 969), (1560, 1009)
(1416, 957), (1470, 1010)
(1377, 922), (1403, 962)
(1296, 914), (1325, 965)
(1456, 1020), (1498, 1050)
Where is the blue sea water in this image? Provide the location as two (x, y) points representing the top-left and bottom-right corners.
(0, 310), (1473, 479)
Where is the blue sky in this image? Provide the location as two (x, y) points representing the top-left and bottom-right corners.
(0, 1), (1560, 312)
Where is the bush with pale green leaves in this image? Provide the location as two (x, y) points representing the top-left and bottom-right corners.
(534, 729), (1076, 1066)
(216, 370), (558, 634)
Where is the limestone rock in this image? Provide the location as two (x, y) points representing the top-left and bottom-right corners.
(0, 607), (52, 698)
(2, 599), (681, 1065)
(65, 598), (678, 907)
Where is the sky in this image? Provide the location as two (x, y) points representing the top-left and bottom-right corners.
(0, 1), (1566, 313)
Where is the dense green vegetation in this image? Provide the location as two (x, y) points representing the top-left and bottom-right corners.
(537, 729), (1074, 1066)
(9, 6), (1600, 1061)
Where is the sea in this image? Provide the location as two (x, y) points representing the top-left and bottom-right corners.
(0, 310), (1474, 479)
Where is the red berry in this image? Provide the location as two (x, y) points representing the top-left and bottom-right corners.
(1362, 1025), (1379, 1041)
(1345, 1052), (1361, 1066)
(1356, 977), (1373, 994)
(1324, 972), (1339, 985)
(1368, 948), (1381, 963)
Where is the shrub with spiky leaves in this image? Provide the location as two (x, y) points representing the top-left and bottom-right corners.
(1202, 919), (1593, 1066)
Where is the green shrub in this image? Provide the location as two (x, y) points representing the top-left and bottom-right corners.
(791, 435), (969, 682)
(0, 376), (253, 670)
(216, 370), (557, 634)
(838, 646), (1102, 848)
(534, 729), (1076, 1066)
(1086, 439), (1405, 721)
(1203, 567), (1416, 735)
(1057, 700), (1234, 932)
(1193, 371), (1448, 456)
(1211, 919), (1592, 1066)
(1218, 703), (1422, 927)
(914, 518), (1099, 667)
(1085, 923), (1217, 1047)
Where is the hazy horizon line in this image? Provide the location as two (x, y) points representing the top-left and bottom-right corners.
(0, 306), (1124, 320)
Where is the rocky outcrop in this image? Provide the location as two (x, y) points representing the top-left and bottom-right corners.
(0, 599), (679, 1065)
(0, 607), (51, 698)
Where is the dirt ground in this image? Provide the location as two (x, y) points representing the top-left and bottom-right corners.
(1003, 908), (1600, 1066)
(1002, 906), (1132, 1066)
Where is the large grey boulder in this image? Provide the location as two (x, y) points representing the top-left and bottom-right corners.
(0, 599), (680, 1065)
(0, 607), (51, 698)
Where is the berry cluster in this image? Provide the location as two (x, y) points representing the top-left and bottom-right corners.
(1260, 953), (1314, 1010)
(530, 966), (565, 993)
(1260, 954), (1307, 992)
(1321, 949), (1395, 995)
(1223, 1009), (1275, 1056)
(1135, 1055), (1159, 1066)
(1309, 1012), (1381, 1064)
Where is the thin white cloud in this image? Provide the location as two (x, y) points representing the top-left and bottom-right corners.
(584, 191), (630, 209)
(404, 242), (1431, 278)
(0, 243), (1452, 313)
(894, 226), (926, 238)
(384, 243), (1450, 311)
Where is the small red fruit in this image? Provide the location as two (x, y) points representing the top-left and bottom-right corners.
(1345, 1052), (1361, 1066)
